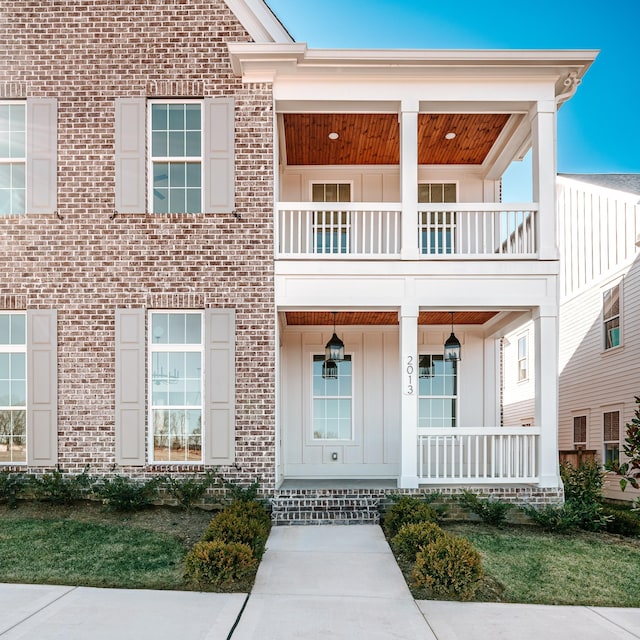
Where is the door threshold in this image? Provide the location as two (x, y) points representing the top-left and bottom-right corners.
(277, 478), (398, 490)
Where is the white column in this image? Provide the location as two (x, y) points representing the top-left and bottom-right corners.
(530, 101), (559, 261)
(483, 336), (500, 427)
(399, 301), (419, 488)
(400, 100), (419, 260)
(533, 307), (561, 488)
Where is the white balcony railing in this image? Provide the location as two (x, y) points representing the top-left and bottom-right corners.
(277, 202), (538, 258)
(417, 427), (540, 484)
(277, 202), (402, 258)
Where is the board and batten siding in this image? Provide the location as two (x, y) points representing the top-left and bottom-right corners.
(557, 177), (640, 502)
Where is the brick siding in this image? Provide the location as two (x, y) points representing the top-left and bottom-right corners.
(0, 1), (276, 487)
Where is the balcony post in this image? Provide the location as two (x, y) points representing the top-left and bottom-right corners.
(530, 101), (559, 260)
(399, 301), (419, 487)
(400, 100), (419, 260)
(533, 307), (561, 488)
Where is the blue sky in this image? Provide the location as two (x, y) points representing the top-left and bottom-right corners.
(265, 0), (640, 200)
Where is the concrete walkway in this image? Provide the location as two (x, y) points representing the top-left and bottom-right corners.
(1, 525), (639, 639)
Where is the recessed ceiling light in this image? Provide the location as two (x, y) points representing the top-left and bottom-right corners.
(445, 132), (456, 140)
(328, 132), (339, 140)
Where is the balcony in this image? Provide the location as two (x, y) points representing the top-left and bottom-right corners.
(277, 202), (539, 259)
(418, 427), (540, 484)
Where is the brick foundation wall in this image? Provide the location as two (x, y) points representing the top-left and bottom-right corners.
(0, 1), (276, 487)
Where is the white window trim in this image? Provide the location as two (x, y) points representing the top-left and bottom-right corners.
(602, 278), (623, 352)
(602, 408), (621, 465)
(148, 310), (205, 464)
(0, 100), (27, 216)
(572, 413), (588, 448)
(418, 351), (458, 428)
(517, 332), (529, 383)
(147, 99), (204, 214)
(310, 353), (354, 442)
(0, 311), (27, 465)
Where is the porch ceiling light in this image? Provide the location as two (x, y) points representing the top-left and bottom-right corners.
(444, 132), (456, 140)
(444, 311), (461, 361)
(328, 131), (339, 140)
(325, 312), (345, 362)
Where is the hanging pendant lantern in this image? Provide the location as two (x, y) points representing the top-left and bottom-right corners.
(444, 311), (461, 361)
(325, 312), (345, 362)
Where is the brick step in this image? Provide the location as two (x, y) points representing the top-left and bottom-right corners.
(270, 492), (381, 525)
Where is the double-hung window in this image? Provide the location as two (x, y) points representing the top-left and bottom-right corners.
(0, 313), (26, 463)
(312, 355), (352, 440)
(603, 411), (620, 466)
(418, 354), (457, 428)
(603, 283), (621, 350)
(150, 101), (202, 214)
(150, 311), (203, 462)
(418, 183), (456, 254)
(0, 102), (26, 216)
(517, 334), (528, 382)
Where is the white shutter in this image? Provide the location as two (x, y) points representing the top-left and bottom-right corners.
(114, 98), (146, 214)
(27, 309), (58, 465)
(115, 309), (146, 465)
(204, 308), (236, 465)
(26, 98), (57, 215)
(203, 97), (235, 214)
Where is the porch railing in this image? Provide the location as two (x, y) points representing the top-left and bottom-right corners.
(417, 427), (540, 484)
(276, 202), (538, 258)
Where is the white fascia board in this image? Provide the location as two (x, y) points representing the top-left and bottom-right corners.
(223, 0), (293, 43)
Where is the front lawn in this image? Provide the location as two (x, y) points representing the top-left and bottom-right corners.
(0, 502), (213, 590)
(439, 522), (640, 607)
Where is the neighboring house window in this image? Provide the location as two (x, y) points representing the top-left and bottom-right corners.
(312, 183), (351, 254)
(517, 334), (528, 382)
(573, 415), (587, 447)
(418, 183), (456, 254)
(150, 101), (202, 214)
(0, 102), (26, 216)
(0, 313), (26, 463)
(603, 410), (620, 466)
(312, 354), (352, 439)
(418, 354), (457, 427)
(149, 311), (203, 462)
(603, 283), (621, 350)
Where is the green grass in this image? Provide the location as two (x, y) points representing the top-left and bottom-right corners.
(441, 523), (640, 607)
(0, 502), (213, 590)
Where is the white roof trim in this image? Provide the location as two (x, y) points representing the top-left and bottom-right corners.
(223, 0), (293, 43)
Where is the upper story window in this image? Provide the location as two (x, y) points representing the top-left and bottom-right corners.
(603, 283), (621, 350)
(418, 354), (457, 428)
(0, 313), (26, 463)
(418, 183), (457, 254)
(150, 102), (202, 214)
(0, 102), (26, 216)
(517, 334), (528, 382)
(149, 311), (203, 463)
(312, 182), (351, 254)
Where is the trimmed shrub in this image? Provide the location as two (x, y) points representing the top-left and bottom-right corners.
(94, 475), (162, 511)
(458, 490), (512, 527)
(202, 500), (270, 559)
(411, 535), (483, 601)
(29, 467), (92, 505)
(382, 496), (438, 538)
(560, 459), (605, 504)
(521, 503), (580, 533)
(162, 471), (219, 510)
(603, 505), (640, 537)
(184, 540), (257, 588)
(391, 521), (448, 561)
(0, 471), (26, 508)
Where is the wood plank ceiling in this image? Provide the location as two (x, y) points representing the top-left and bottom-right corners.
(283, 113), (510, 166)
(285, 311), (498, 326)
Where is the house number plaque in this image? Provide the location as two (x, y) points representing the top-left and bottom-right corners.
(404, 354), (415, 395)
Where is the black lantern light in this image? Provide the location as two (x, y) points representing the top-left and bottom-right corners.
(444, 311), (461, 361)
(324, 312), (345, 362)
